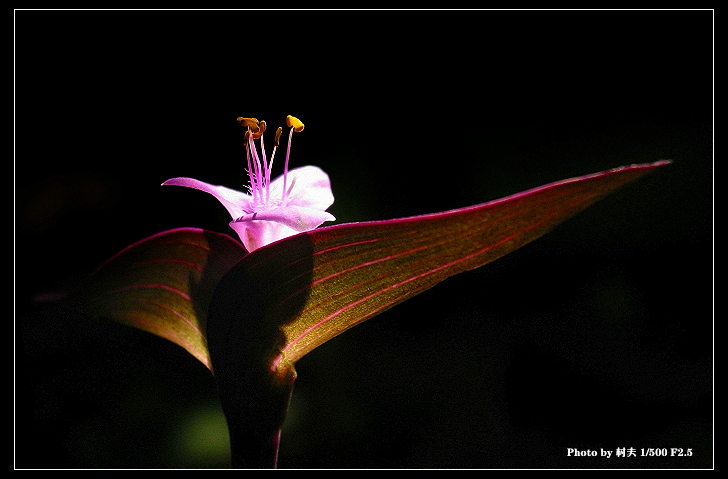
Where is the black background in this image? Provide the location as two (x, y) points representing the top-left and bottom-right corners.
(16, 10), (713, 469)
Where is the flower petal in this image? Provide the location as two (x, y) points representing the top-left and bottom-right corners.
(237, 206), (336, 232)
(229, 220), (300, 253)
(230, 206), (335, 252)
(162, 177), (252, 220)
(269, 166), (334, 210)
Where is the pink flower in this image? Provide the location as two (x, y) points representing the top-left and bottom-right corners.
(163, 115), (335, 252)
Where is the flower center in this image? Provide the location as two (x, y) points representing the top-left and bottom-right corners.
(237, 115), (305, 212)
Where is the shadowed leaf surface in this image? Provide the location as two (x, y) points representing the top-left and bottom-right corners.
(74, 228), (247, 370)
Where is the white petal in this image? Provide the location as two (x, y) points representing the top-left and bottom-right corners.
(237, 206), (335, 232)
(162, 177), (251, 220)
(229, 220), (299, 252)
(268, 166), (334, 210)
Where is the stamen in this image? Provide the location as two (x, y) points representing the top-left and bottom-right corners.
(282, 126), (295, 202)
(244, 130), (257, 203)
(250, 130), (264, 202)
(239, 115), (304, 208)
(252, 120), (267, 140)
(286, 177), (296, 198)
(258, 121), (269, 204)
(237, 117), (260, 133)
(286, 115), (304, 133)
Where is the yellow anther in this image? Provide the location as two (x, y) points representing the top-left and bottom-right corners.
(286, 115), (304, 133)
(274, 126), (283, 147)
(252, 120), (267, 140)
(237, 117), (260, 133)
(237, 116), (259, 126)
(243, 129), (250, 144)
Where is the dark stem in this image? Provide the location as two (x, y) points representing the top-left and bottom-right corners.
(224, 372), (296, 468)
(206, 234), (314, 468)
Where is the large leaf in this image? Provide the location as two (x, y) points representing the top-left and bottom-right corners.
(205, 160), (669, 467)
(207, 161), (671, 379)
(74, 227), (247, 370)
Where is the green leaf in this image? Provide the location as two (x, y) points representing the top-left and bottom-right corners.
(207, 161), (671, 379)
(74, 227), (247, 370)
(204, 161), (669, 468)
